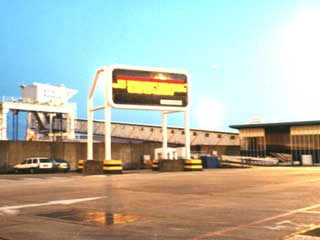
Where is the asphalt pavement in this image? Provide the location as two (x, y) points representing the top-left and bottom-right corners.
(1, 167), (320, 240)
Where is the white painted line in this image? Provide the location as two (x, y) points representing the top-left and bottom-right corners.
(264, 220), (314, 230)
(0, 196), (106, 212)
(302, 210), (320, 214)
(193, 202), (320, 240)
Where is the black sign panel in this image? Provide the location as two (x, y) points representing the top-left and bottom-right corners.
(112, 68), (188, 107)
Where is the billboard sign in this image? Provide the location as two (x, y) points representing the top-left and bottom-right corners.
(109, 66), (189, 110)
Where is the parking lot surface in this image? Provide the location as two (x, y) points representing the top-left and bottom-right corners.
(1, 167), (320, 239)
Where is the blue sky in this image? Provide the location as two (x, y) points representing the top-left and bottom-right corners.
(1, 0), (320, 132)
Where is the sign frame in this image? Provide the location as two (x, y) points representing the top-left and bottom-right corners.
(87, 64), (191, 163)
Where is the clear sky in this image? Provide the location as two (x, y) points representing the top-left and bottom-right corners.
(1, 0), (320, 132)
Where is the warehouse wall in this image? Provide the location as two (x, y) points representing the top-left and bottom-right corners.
(0, 141), (240, 173)
(0, 141), (162, 173)
(191, 145), (240, 157)
(0, 141), (9, 172)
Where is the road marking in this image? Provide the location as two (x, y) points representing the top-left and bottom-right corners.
(303, 210), (320, 214)
(264, 220), (314, 230)
(0, 196), (106, 213)
(193, 203), (320, 240)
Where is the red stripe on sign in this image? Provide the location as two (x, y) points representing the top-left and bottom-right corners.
(116, 75), (186, 84)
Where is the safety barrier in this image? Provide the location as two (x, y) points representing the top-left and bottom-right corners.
(77, 160), (84, 172)
(152, 159), (159, 171)
(184, 159), (203, 171)
(103, 160), (123, 174)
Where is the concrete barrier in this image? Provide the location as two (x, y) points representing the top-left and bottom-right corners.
(159, 159), (185, 172)
(77, 160), (84, 172)
(152, 159), (159, 171)
(83, 160), (103, 175)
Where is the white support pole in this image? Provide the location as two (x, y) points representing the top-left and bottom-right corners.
(0, 107), (9, 140)
(162, 111), (168, 160)
(104, 67), (111, 161)
(87, 67), (105, 161)
(68, 111), (75, 139)
(105, 104), (111, 160)
(26, 112), (31, 141)
(184, 110), (191, 159)
(66, 104), (76, 139)
(87, 99), (93, 160)
(49, 113), (53, 141)
(66, 113), (74, 139)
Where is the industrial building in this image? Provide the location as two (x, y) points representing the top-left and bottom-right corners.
(0, 83), (240, 172)
(230, 121), (320, 164)
(0, 118), (240, 172)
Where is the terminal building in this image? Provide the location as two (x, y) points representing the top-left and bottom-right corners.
(230, 121), (320, 164)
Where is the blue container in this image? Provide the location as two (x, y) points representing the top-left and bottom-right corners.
(200, 156), (220, 168)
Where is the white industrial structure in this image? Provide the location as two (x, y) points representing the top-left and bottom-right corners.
(21, 83), (77, 105)
(0, 83), (77, 140)
(154, 147), (186, 160)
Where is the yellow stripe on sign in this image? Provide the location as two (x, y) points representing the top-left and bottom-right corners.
(103, 166), (123, 171)
(123, 80), (187, 96)
(184, 159), (202, 164)
(174, 84), (187, 93)
(184, 165), (203, 169)
(112, 80), (127, 89)
(156, 83), (174, 96)
(103, 160), (122, 165)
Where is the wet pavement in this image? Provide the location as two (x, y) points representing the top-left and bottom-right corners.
(1, 168), (320, 239)
(37, 210), (140, 226)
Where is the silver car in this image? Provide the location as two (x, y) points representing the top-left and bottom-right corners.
(51, 159), (70, 173)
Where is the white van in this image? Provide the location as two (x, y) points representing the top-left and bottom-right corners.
(14, 157), (54, 174)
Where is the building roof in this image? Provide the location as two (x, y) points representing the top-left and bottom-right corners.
(230, 120), (320, 130)
(76, 118), (238, 135)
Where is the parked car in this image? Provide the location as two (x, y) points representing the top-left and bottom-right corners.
(14, 157), (54, 174)
(51, 159), (70, 173)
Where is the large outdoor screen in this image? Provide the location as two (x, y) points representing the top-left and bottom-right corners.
(111, 68), (188, 108)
